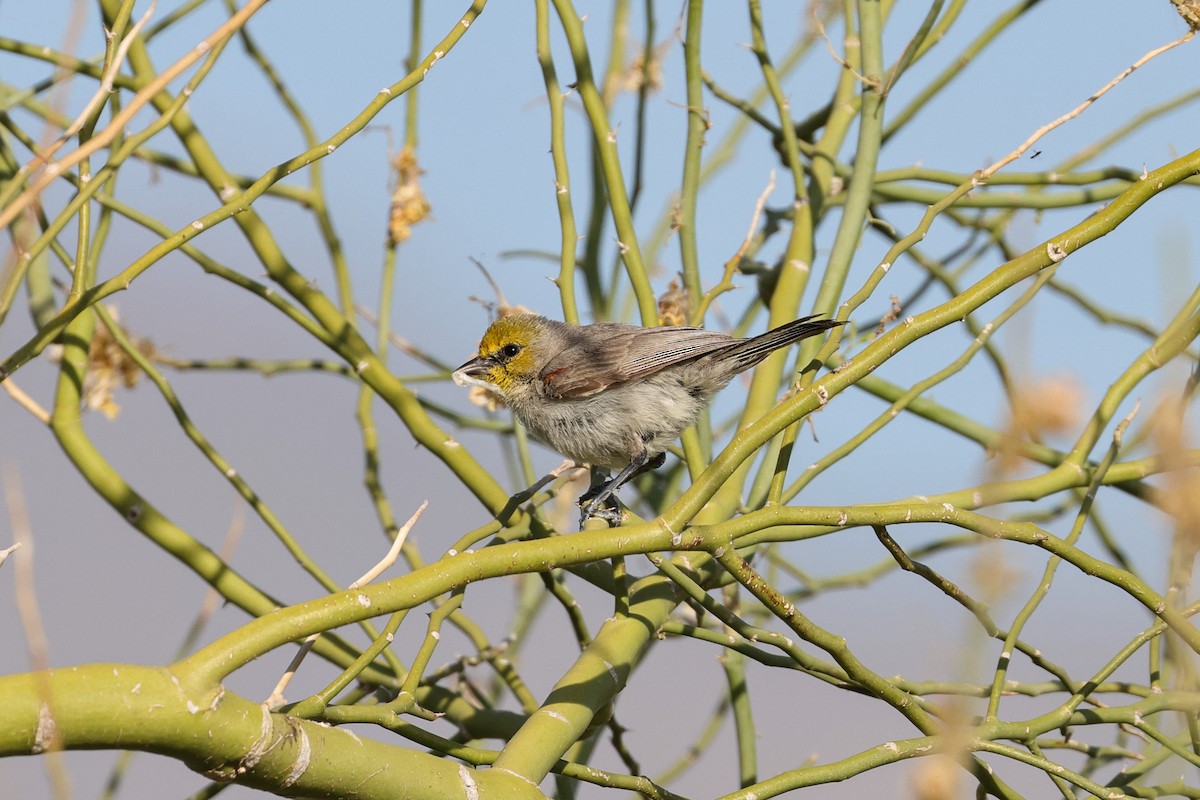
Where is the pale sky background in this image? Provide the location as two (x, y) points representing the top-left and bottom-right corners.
(2, 2), (1199, 798)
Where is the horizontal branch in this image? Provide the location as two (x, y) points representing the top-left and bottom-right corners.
(0, 664), (542, 799)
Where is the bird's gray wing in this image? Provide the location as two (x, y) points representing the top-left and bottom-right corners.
(539, 324), (735, 399)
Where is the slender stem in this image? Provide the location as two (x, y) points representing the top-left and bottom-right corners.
(551, 0), (657, 324)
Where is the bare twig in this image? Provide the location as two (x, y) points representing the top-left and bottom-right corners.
(48, 1), (159, 155)
(262, 501), (428, 709)
(2, 378), (51, 424)
(0, 0), (270, 231)
(0, 543), (20, 569)
(179, 504), (246, 656)
(4, 467), (70, 798)
(5, 468), (50, 671)
(691, 170), (775, 324)
(981, 30), (1195, 179)
(809, 2), (872, 86)
(350, 500), (428, 589)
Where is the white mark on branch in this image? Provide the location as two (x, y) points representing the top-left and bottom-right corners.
(32, 705), (56, 754)
(459, 764), (480, 800)
(279, 727), (311, 787)
(240, 706), (274, 771)
(423, 50), (445, 77)
(493, 767), (541, 787)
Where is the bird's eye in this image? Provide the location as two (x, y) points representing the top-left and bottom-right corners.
(499, 343), (523, 360)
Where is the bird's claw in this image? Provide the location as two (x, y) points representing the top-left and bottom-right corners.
(578, 495), (625, 529)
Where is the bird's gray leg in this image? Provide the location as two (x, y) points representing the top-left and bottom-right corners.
(579, 455), (642, 527)
(578, 451), (667, 527)
(578, 468), (612, 505)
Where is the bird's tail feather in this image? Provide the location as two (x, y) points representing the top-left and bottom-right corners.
(719, 314), (844, 368)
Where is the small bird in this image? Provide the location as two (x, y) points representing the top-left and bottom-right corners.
(453, 313), (843, 525)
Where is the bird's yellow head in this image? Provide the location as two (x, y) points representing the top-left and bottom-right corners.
(452, 314), (545, 398)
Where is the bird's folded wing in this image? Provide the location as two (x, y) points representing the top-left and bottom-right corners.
(539, 325), (734, 399)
